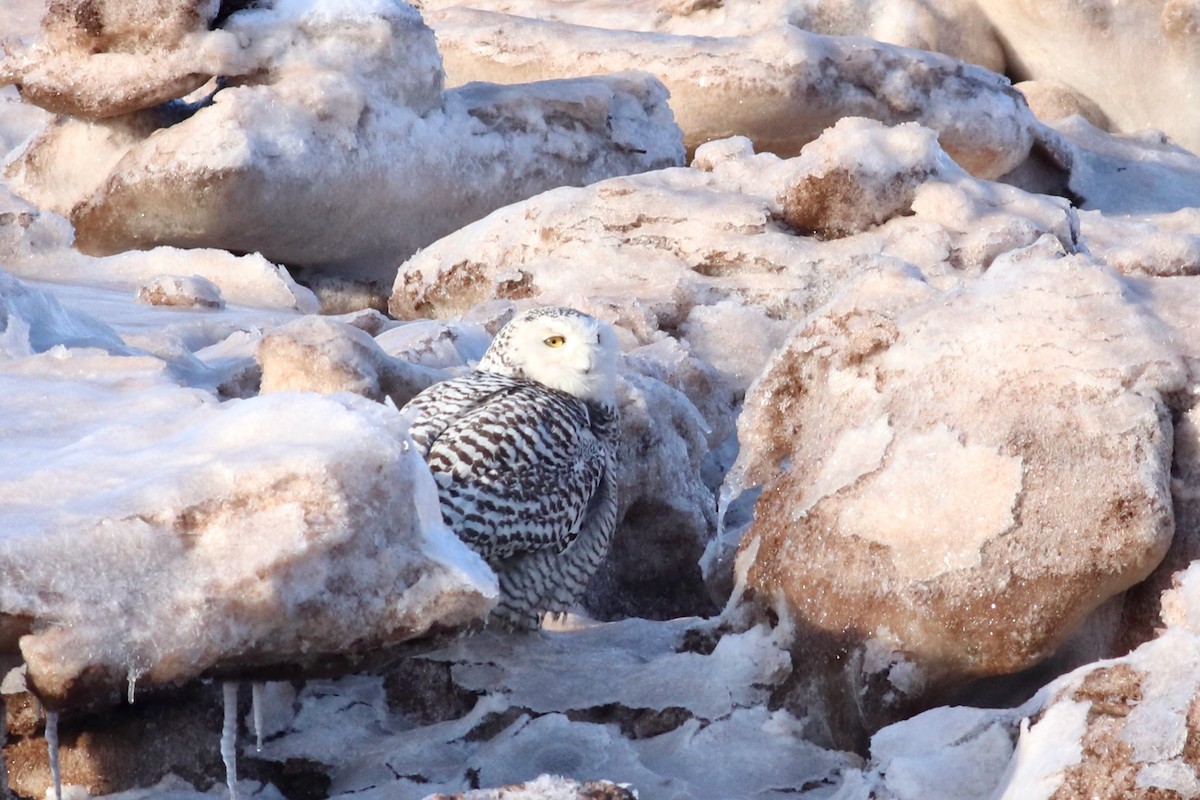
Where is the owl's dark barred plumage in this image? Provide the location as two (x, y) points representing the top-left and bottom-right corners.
(403, 307), (620, 629)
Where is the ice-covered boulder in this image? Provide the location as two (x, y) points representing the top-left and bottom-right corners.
(413, 0), (1005, 72)
(0, 0), (234, 119)
(835, 560), (1200, 800)
(257, 316), (446, 407)
(974, 0), (1200, 156)
(423, 8), (1036, 177)
(0, 272), (497, 710)
(392, 119), (1075, 398)
(726, 242), (1187, 741)
(4, 0), (684, 284)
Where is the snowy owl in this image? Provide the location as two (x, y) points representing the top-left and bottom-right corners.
(403, 306), (620, 629)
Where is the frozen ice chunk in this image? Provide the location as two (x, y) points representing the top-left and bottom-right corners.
(0, 335), (497, 708)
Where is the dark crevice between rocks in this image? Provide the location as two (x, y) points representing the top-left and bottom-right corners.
(212, 0), (263, 28)
(565, 704), (695, 740)
(384, 657), (482, 728)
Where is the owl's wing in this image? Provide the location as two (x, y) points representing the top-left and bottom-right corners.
(412, 378), (609, 561)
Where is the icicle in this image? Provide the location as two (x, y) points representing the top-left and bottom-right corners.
(127, 669), (141, 705)
(220, 682), (239, 800)
(251, 682), (265, 752)
(45, 710), (61, 800)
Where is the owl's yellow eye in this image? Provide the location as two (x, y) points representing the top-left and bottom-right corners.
(544, 335), (566, 348)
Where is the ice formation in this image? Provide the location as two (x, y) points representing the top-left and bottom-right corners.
(251, 683), (265, 753)
(45, 710), (60, 800)
(221, 683), (239, 800)
(424, 7), (1036, 177)
(974, 0), (1200, 154)
(2, 0), (1200, 796)
(2, 0), (685, 283)
(0, 270), (498, 711)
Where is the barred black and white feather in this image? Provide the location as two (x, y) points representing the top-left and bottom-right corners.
(403, 307), (620, 629)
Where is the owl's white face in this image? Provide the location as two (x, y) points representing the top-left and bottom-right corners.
(478, 307), (619, 404)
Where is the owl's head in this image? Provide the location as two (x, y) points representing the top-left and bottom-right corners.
(478, 306), (619, 403)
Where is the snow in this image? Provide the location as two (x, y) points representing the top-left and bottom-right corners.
(2, 0), (1200, 798)
(0, 270), (498, 710)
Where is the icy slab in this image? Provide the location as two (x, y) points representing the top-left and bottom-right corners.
(0, 271), (497, 709)
(249, 618), (851, 800)
(973, 0), (1200, 155)
(1047, 116), (1200, 215)
(428, 774), (636, 800)
(0, 183), (318, 312)
(424, 8), (1035, 177)
(4, 1), (683, 284)
(728, 243), (1186, 741)
(425, 619), (788, 720)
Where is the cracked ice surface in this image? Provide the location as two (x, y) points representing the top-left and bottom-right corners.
(247, 618), (852, 800)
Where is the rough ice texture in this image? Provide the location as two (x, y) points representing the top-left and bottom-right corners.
(423, 7), (1036, 178)
(0, 0), (230, 118)
(257, 316), (446, 407)
(136, 274), (225, 309)
(392, 119), (1072, 386)
(730, 244), (1186, 740)
(429, 775), (637, 800)
(973, 0), (1200, 155)
(0, 270), (497, 710)
(4, 1), (684, 283)
(0, 186), (319, 313)
(1046, 117), (1200, 215)
(235, 618), (850, 800)
(835, 561), (1200, 800)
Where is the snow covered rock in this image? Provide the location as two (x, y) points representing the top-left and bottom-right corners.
(0, 0), (231, 119)
(136, 274), (225, 309)
(5, 1), (684, 284)
(592, 370), (721, 619)
(836, 560), (1200, 800)
(414, 0), (1005, 72)
(974, 0), (1200, 156)
(728, 244), (1186, 741)
(392, 120), (1074, 396)
(424, 8), (1036, 177)
(429, 775), (636, 800)
(257, 315), (446, 408)
(0, 272), (497, 711)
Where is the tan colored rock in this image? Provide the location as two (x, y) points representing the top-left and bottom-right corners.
(426, 9), (1036, 178)
(730, 243), (1185, 739)
(1014, 79), (1111, 130)
(391, 120), (1075, 400)
(974, 0), (1200, 155)
(0, 364), (495, 709)
(414, 0), (1005, 72)
(257, 316), (446, 408)
(776, 120), (939, 239)
(136, 274), (224, 308)
(0, 0), (233, 119)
